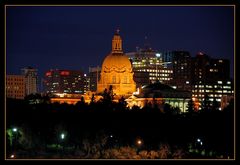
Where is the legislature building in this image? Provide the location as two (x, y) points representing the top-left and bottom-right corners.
(97, 30), (136, 96)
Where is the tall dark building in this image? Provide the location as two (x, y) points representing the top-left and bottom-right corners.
(43, 69), (87, 95)
(169, 51), (192, 91)
(21, 66), (38, 95)
(191, 52), (233, 110)
(88, 66), (101, 92)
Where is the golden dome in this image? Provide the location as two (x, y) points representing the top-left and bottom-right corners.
(97, 29), (136, 96)
(102, 54), (133, 73)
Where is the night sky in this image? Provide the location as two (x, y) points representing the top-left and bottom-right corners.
(6, 6), (234, 79)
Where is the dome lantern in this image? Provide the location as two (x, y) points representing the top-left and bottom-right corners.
(112, 29), (123, 54)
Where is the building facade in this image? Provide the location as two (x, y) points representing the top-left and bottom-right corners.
(6, 75), (26, 99)
(126, 82), (191, 113)
(126, 47), (173, 86)
(191, 52), (233, 110)
(97, 30), (136, 96)
(21, 67), (38, 95)
(169, 51), (192, 91)
(88, 66), (101, 92)
(43, 69), (87, 95)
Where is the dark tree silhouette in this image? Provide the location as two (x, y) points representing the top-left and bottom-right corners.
(187, 99), (195, 113)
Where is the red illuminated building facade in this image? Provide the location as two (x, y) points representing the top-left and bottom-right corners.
(43, 69), (87, 95)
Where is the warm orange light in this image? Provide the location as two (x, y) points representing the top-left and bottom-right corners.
(192, 97), (200, 111)
(137, 140), (142, 145)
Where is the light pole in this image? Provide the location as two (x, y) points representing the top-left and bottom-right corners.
(12, 127), (18, 152)
(136, 138), (143, 154)
(60, 133), (66, 156)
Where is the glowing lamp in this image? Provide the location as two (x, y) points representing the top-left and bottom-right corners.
(156, 53), (161, 57)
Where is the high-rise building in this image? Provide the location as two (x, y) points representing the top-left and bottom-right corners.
(88, 66), (101, 92)
(126, 47), (173, 86)
(43, 69), (87, 95)
(21, 67), (38, 95)
(6, 75), (26, 99)
(191, 52), (233, 110)
(169, 51), (192, 91)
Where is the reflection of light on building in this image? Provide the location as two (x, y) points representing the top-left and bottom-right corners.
(50, 92), (103, 105)
(133, 88), (140, 95)
(126, 82), (191, 113)
(6, 75), (26, 99)
(192, 97), (200, 111)
(97, 30), (136, 96)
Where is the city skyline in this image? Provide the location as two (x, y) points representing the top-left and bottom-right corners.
(5, 5), (235, 159)
(6, 6), (234, 78)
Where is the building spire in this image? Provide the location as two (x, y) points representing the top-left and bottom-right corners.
(112, 29), (123, 54)
(115, 28), (120, 35)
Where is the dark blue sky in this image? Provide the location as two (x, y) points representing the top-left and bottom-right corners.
(6, 6), (234, 78)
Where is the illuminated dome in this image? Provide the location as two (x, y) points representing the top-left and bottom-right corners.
(102, 53), (133, 73)
(97, 30), (136, 96)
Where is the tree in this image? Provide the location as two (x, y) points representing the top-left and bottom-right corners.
(187, 99), (195, 113)
(75, 96), (86, 111)
(211, 98), (219, 111)
(163, 103), (172, 114)
(117, 96), (127, 111)
(172, 107), (181, 115)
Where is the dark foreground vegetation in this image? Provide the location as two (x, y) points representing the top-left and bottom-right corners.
(6, 94), (234, 159)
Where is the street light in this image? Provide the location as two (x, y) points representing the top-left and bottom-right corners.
(136, 137), (143, 147)
(60, 133), (65, 140)
(59, 133), (66, 156)
(12, 128), (17, 132)
(136, 138), (143, 154)
(10, 154), (15, 159)
(137, 140), (142, 145)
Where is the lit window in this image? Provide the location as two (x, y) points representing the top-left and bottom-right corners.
(112, 76), (116, 83)
(123, 76), (128, 83)
(217, 81), (222, 84)
(227, 81), (231, 84)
